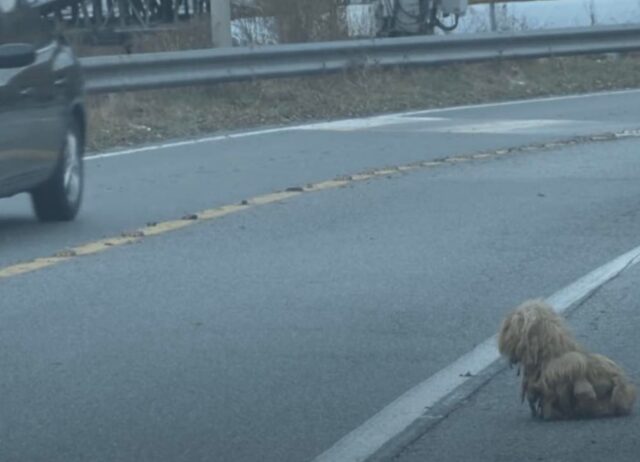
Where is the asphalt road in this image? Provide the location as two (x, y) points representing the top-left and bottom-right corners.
(1, 90), (640, 462)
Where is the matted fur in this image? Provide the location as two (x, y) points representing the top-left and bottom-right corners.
(498, 299), (636, 420)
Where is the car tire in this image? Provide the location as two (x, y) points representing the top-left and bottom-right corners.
(31, 119), (84, 222)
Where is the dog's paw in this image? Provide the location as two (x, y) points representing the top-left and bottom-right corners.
(527, 396), (543, 418)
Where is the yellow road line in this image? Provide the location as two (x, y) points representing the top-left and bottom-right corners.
(249, 191), (302, 206)
(1, 128), (627, 281)
(0, 257), (72, 278)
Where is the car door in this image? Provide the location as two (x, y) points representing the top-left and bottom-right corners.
(23, 5), (66, 184)
(0, 66), (23, 195)
(0, 0), (31, 194)
(0, 0), (62, 196)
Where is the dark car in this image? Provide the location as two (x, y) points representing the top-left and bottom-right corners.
(0, 0), (86, 221)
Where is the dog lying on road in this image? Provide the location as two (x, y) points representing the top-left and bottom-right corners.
(498, 299), (636, 420)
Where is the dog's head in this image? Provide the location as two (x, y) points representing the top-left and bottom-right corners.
(498, 300), (539, 366)
(498, 299), (577, 369)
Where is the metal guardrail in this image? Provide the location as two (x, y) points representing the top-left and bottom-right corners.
(80, 24), (640, 94)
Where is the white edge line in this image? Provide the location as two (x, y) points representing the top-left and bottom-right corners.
(312, 244), (640, 462)
(86, 88), (640, 162)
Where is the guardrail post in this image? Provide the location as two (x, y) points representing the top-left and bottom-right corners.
(489, 1), (497, 31)
(211, 0), (232, 47)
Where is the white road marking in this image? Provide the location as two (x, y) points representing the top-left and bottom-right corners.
(407, 88), (640, 117)
(292, 116), (446, 131)
(312, 244), (640, 462)
(87, 126), (298, 161)
(429, 119), (581, 134)
(86, 88), (640, 162)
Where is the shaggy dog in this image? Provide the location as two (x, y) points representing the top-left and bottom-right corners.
(498, 299), (636, 420)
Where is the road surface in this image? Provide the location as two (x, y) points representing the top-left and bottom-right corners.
(1, 89), (639, 462)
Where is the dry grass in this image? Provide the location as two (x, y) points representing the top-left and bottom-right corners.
(130, 19), (212, 53)
(87, 52), (640, 152)
(65, 18), (212, 57)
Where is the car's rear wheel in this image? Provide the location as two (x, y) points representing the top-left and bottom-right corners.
(31, 120), (84, 222)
